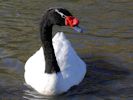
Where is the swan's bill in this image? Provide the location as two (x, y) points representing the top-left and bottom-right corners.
(73, 26), (84, 33)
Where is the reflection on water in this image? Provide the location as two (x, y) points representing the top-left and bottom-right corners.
(0, 0), (133, 99)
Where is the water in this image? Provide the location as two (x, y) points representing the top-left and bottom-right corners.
(0, 0), (133, 99)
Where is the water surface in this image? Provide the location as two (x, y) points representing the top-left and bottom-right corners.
(0, 0), (133, 99)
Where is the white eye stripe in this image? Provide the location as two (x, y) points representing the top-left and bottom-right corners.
(55, 9), (66, 18)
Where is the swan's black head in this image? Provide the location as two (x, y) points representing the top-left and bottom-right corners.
(41, 8), (83, 32)
(46, 8), (72, 26)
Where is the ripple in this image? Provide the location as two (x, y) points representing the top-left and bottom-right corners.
(0, 0), (133, 99)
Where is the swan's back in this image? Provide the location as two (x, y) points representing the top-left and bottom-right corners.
(24, 32), (86, 95)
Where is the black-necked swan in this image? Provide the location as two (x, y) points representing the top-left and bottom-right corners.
(24, 8), (86, 95)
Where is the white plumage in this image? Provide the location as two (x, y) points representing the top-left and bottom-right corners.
(24, 32), (86, 95)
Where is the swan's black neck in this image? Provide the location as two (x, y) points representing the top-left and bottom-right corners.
(40, 18), (60, 74)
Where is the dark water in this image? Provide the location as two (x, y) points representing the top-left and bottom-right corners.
(0, 0), (133, 99)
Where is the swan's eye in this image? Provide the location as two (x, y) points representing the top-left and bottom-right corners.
(61, 14), (66, 18)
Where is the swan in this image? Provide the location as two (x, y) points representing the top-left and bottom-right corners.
(24, 8), (86, 95)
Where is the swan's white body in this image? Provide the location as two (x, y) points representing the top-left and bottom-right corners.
(24, 32), (86, 95)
